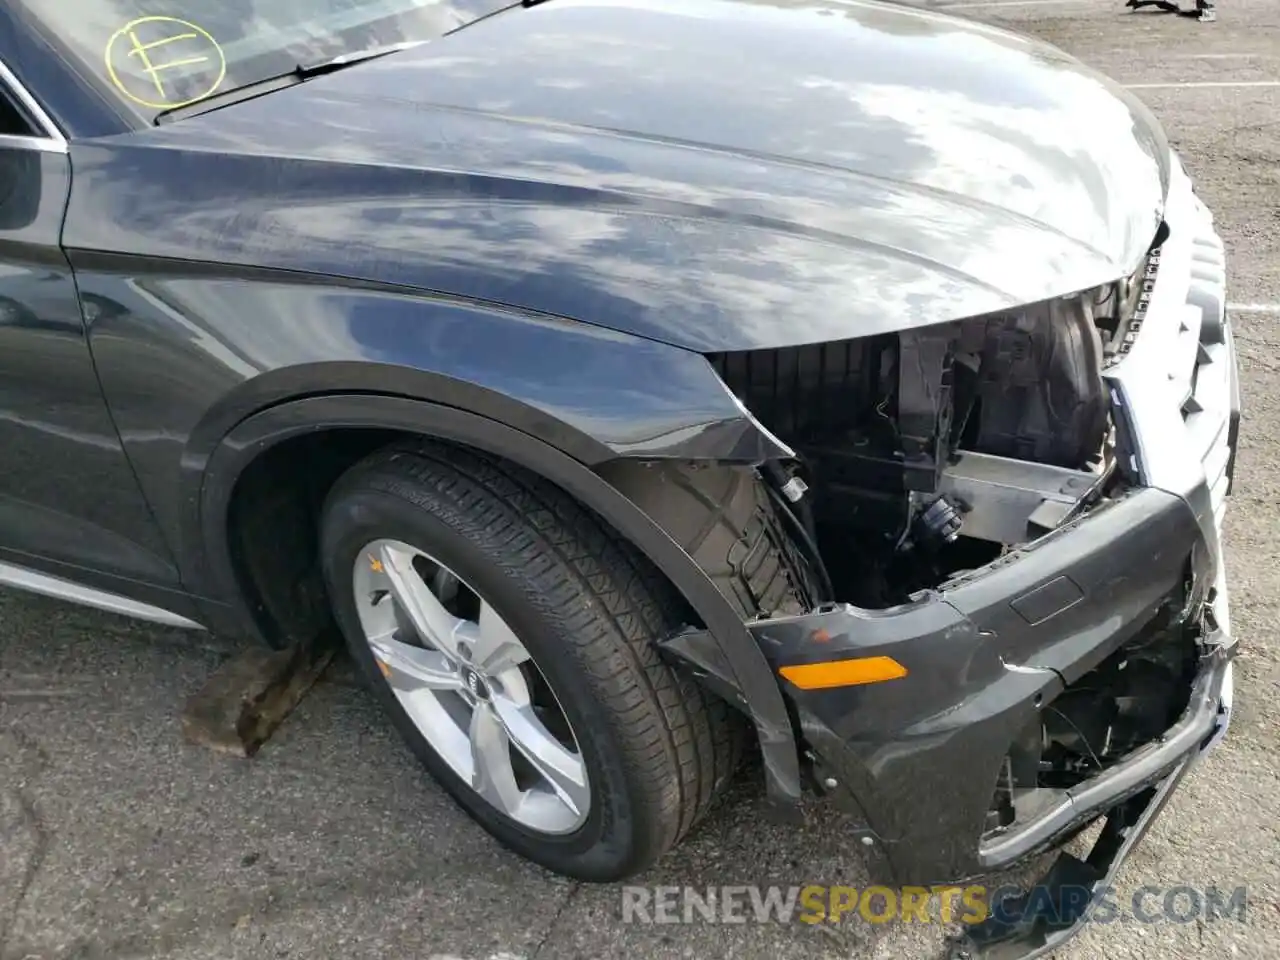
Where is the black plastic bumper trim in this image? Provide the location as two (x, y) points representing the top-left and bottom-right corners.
(977, 635), (1233, 869)
(947, 758), (1198, 960)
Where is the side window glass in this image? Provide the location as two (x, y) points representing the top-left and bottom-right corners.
(0, 86), (36, 138)
(0, 85), (47, 232)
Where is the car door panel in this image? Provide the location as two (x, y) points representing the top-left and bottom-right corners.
(0, 136), (188, 600)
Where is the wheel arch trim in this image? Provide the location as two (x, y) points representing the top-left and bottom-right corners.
(187, 393), (803, 811)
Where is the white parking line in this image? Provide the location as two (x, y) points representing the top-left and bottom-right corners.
(1229, 303), (1280, 314)
(1126, 81), (1280, 89)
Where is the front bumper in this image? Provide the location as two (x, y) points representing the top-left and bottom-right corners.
(661, 153), (1238, 954)
(670, 487), (1235, 883)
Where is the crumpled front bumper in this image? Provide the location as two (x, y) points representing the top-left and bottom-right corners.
(660, 152), (1238, 957)
(938, 148), (1241, 960)
(670, 486), (1235, 888)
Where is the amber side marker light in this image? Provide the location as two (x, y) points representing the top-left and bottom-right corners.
(778, 656), (908, 690)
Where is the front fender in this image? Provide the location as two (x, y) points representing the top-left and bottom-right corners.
(77, 263), (789, 552)
(192, 393), (804, 816)
(78, 265), (804, 807)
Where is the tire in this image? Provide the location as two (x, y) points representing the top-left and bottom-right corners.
(319, 442), (746, 881)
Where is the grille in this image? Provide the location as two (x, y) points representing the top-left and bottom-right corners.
(1100, 248), (1160, 370)
(1181, 233), (1234, 531)
(1109, 164), (1235, 536)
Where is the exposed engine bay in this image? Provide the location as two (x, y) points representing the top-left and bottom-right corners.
(707, 251), (1159, 609)
(699, 246), (1214, 804)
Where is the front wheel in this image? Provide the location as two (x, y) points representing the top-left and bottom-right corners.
(318, 443), (744, 880)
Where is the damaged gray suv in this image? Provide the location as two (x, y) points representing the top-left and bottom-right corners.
(0, 1), (1237, 956)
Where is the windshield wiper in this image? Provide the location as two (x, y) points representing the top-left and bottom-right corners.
(298, 40), (427, 74)
(153, 40), (427, 126)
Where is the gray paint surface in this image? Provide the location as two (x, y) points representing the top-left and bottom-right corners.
(3, 2), (1280, 959)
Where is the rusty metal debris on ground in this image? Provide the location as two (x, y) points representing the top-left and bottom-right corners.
(181, 635), (339, 757)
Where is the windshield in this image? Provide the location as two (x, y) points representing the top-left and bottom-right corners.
(17, 1), (512, 121)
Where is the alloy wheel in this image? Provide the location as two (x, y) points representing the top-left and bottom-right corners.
(352, 538), (590, 834)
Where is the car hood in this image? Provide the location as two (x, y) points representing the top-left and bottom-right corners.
(69, 0), (1171, 352)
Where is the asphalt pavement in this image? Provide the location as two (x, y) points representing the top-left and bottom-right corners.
(3, 2), (1280, 958)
